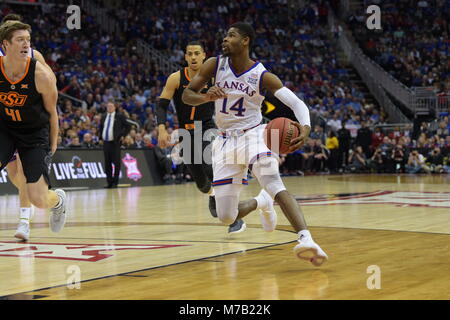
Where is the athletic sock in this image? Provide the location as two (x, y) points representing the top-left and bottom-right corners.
(254, 192), (267, 210)
(19, 207), (32, 224)
(298, 229), (312, 241)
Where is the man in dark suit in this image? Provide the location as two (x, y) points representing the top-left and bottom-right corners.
(99, 101), (130, 188)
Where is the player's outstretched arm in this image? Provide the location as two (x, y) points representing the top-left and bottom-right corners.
(262, 72), (311, 152)
(35, 61), (59, 154)
(182, 57), (223, 106)
(157, 71), (179, 148)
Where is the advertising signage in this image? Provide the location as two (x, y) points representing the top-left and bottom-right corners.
(0, 149), (164, 195)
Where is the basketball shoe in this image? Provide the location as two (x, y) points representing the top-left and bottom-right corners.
(228, 219), (246, 234)
(50, 189), (67, 233)
(293, 231), (328, 266)
(14, 206), (35, 241)
(209, 196), (218, 218)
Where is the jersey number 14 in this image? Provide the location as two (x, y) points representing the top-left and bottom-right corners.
(220, 97), (246, 117)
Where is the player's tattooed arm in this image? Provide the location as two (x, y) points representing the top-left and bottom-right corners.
(183, 57), (225, 105)
(35, 61), (59, 154)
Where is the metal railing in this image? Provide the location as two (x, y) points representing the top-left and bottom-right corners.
(135, 39), (181, 74)
(334, 2), (449, 117)
(411, 87), (450, 117)
(329, 12), (410, 123)
(81, 0), (180, 75)
(58, 92), (88, 110)
(80, 0), (120, 35)
(337, 24), (413, 111)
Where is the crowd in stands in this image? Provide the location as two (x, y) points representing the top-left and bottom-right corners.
(347, 0), (449, 96)
(1, 0), (449, 183)
(279, 114), (450, 176)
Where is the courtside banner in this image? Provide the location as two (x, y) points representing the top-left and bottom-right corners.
(0, 149), (163, 194)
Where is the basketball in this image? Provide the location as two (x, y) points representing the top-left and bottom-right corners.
(264, 117), (300, 154)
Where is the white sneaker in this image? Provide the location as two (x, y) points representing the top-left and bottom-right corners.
(257, 189), (277, 232)
(14, 221), (30, 241)
(293, 236), (328, 266)
(50, 189), (67, 233)
(14, 206), (35, 241)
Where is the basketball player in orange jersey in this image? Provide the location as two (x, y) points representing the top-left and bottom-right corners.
(183, 22), (328, 266)
(0, 14), (56, 240)
(0, 21), (67, 238)
(157, 41), (246, 233)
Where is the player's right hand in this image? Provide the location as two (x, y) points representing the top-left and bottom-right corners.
(158, 125), (170, 148)
(205, 86), (227, 101)
(288, 122), (310, 153)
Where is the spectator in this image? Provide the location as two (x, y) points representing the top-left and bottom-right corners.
(390, 144), (406, 173)
(326, 113), (341, 133)
(436, 121), (449, 139)
(301, 138), (316, 173)
(81, 133), (97, 149)
(337, 122), (351, 169)
(325, 131), (339, 173)
(310, 124), (326, 144)
(67, 136), (82, 148)
(356, 121), (373, 157)
(132, 133), (145, 148)
(405, 150), (431, 174)
(347, 146), (368, 173)
(313, 139), (330, 172)
(368, 147), (387, 173)
(427, 148), (444, 173)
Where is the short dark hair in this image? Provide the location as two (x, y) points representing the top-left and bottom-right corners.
(186, 40), (205, 52)
(229, 22), (255, 49)
(1, 14), (23, 25)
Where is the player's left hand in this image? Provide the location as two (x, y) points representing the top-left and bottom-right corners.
(288, 122), (310, 153)
(50, 144), (57, 155)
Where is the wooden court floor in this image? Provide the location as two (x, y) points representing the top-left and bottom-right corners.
(0, 174), (449, 300)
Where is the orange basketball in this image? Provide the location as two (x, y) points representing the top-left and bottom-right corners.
(264, 117), (300, 154)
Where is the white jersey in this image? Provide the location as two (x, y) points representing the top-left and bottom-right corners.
(0, 47), (34, 57)
(214, 55), (267, 131)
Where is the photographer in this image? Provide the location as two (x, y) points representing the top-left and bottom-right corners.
(427, 148), (444, 173)
(368, 147), (387, 173)
(405, 150), (431, 174)
(313, 139), (330, 173)
(390, 144), (406, 173)
(346, 146), (368, 173)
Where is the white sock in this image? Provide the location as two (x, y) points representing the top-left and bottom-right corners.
(19, 207), (32, 224)
(208, 187), (215, 197)
(298, 229), (312, 241)
(254, 192), (267, 210)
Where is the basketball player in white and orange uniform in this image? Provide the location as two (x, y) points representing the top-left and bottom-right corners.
(1, 14), (56, 241)
(183, 22), (328, 266)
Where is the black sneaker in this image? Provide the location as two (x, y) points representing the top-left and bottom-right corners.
(209, 196), (218, 218)
(228, 219), (246, 234)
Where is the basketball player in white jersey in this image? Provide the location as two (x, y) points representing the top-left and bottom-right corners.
(183, 22), (328, 266)
(0, 14), (56, 241)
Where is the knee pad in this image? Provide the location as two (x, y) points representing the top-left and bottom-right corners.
(214, 184), (242, 224)
(252, 157), (286, 199)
